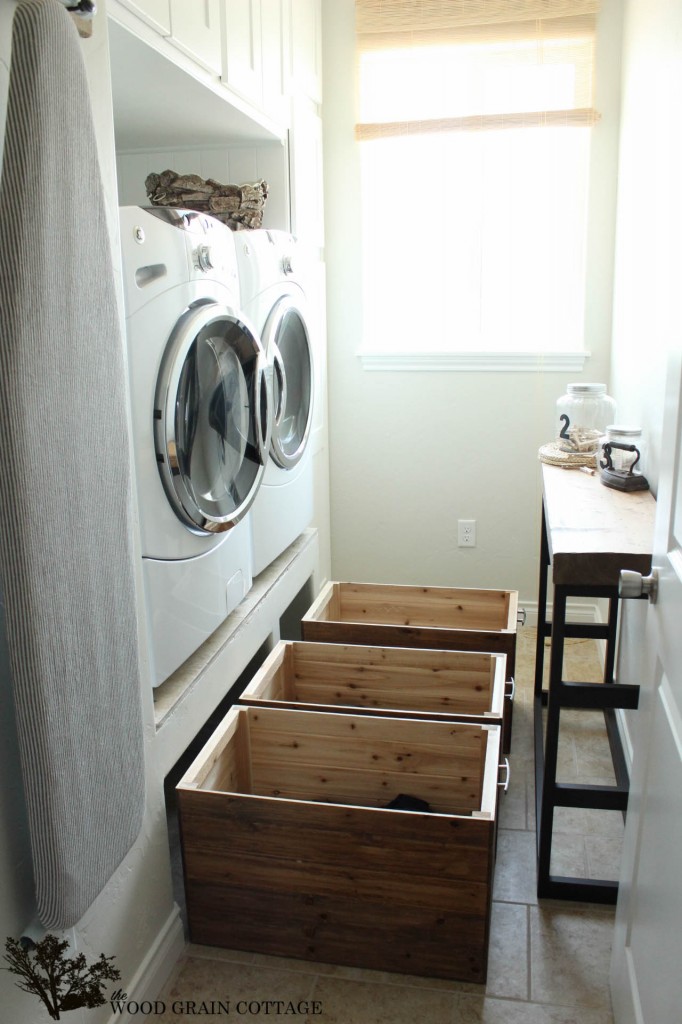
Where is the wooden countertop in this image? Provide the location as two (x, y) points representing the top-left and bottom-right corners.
(542, 464), (656, 586)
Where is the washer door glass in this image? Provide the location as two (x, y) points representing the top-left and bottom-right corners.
(155, 302), (268, 533)
(265, 296), (314, 470)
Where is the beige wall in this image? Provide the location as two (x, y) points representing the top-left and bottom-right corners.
(321, 0), (624, 609)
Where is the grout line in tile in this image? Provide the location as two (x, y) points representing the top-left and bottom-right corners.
(453, 990), (615, 1014)
(525, 902), (532, 1002)
(305, 971), (318, 1003)
(313, 971), (472, 996)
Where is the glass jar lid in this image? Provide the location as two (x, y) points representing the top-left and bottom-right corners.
(567, 383), (607, 394)
(606, 424), (641, 437)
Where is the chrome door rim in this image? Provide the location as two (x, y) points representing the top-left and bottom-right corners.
(154, 300), (268, 533)
(262, 295), (314, 470)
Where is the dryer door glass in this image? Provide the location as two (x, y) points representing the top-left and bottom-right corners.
(155, 304), (268, 533)
(265, 296), (313, 470)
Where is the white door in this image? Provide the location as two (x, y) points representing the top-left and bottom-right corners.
(610, 349), (682, 1023)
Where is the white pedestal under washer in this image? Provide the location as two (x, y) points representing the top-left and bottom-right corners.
(234, 230), (315, 577)
(120, 206), (270, 686)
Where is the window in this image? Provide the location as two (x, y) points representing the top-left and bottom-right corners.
(355, 0), (600, 368)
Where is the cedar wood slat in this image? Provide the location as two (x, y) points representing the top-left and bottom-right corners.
(246, 706), (486, 811)
(183, 882), (491, 982)
(241, 640), (506, 720)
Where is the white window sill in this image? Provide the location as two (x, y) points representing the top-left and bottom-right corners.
(357, 350), (590, 372)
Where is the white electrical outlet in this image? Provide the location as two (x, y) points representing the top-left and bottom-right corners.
(457, 519), (476, 547)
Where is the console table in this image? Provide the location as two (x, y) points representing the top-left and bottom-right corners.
(534, 464), (656, 903)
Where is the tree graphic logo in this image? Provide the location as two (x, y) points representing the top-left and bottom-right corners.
(3, 933), (120, 1020)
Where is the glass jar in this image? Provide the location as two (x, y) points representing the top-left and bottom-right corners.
(556, 383), (616, 454)
(601, 425), (645, 475)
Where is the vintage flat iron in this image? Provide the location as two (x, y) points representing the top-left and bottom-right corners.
(600, 441), (649, 492)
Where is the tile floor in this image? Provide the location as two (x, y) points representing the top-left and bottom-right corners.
(161, 628), (621, 1023)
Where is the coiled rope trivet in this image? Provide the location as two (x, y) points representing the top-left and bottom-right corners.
(538, 442), (597, 469)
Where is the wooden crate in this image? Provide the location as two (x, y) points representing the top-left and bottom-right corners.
(177, 705), (502, 983)
(240, 639), (507, 731)
(301, 581), (519, 750)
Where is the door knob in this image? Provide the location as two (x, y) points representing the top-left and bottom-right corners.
(619, 568), (658, 603)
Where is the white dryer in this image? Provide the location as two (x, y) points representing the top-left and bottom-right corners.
(234, 230), (315, 577)
(120, 207), (270, 686)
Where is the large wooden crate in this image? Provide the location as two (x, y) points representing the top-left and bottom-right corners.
(177, 705), (502, 983)
(240, 639), (507, 731)
(301, 581), (519, 750)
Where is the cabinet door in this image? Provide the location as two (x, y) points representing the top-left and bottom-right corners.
(261, 0), (288, 125)
(169, 0), (222, 75)
(290, 0), (321, 105)
(117, 0), (171, 35)
(289, 97), (324, 248)
(221, 0), (263, 108)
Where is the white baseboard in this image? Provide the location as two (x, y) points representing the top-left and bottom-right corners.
(615, 707), (635, 775)
(106, 904), (185, 1022)
(519, 599), (602, 628)
(522, 598), (607, 667)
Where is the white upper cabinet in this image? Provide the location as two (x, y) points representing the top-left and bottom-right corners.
(289, 0), (321, 105)
(261, 0), (289, 126)
(169, 0), (222, 75)
(108, 0), (320, 142)
(116, 0), (171, 35)
(222, 0), (290, 126)
(221, 0), (263, 108)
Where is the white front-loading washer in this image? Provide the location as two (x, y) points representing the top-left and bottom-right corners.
(120, 206), (270, 686)
(234, 230), (315, 577)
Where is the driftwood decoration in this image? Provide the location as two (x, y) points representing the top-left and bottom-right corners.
(144, 170), (268, 230)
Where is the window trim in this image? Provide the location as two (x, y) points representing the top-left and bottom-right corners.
(357, 349), (590, 372)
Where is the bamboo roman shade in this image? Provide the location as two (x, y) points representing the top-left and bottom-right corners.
(355, 0), (600, 140)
